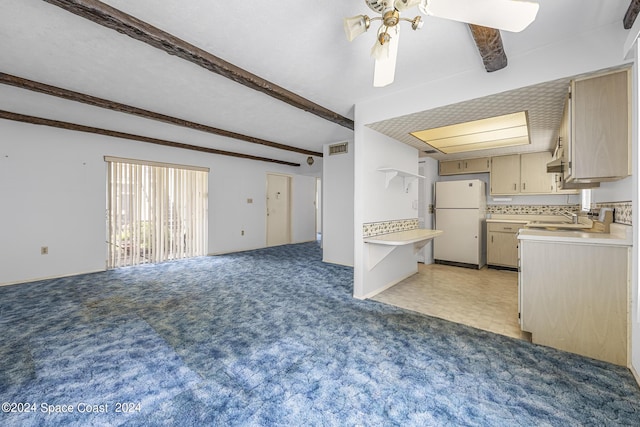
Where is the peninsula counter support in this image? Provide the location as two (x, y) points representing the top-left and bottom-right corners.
(363, 229), (443, 270)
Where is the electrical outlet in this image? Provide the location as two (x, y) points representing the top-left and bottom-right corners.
(241, 230), (245, 236)
(41, 246), (48, 255)
(247, 198), (253, 204)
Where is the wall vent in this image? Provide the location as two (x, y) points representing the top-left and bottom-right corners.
(328, 142), (348, 155)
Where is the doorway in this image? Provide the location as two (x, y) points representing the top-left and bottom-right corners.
(266, 173), (292, 247)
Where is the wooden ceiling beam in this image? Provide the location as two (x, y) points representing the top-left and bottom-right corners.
(42, 0), (354, 130)
(624, 0), (640, 29)
(0, 72), (322, 157)
(0, 110), (301, 167)
(468, 25), (508, 73)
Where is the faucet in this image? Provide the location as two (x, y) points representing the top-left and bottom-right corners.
(560, 210), (578, 224)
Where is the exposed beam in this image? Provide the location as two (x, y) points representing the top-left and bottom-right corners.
(42, 0), (354, 130)
(0, 110), (301, 167)
(624, 0), (640, 29)
(0, 72), (322, 158)
(468, 25), (508, 73)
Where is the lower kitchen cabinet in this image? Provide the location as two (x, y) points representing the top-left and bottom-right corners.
(487, 222), (524, 269)
(519, 237), (629, 366)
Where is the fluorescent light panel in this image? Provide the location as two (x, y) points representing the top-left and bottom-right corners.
(410, 111), (530, 154)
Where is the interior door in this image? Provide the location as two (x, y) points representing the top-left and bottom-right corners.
(267, 174), (291, 247)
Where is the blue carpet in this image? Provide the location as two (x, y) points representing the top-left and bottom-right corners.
(1, 242), (639, 426)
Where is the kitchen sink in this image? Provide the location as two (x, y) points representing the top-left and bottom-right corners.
(526, 219), (592, 230)
(528, 220), (572, 225)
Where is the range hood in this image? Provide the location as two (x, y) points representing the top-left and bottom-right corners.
(546, 158), (564, 173)
(560, 180), (600, 190)
(547, 158), (600, 189)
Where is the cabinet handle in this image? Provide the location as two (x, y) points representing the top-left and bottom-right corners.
(513, 183), (517, 190)
(458, 162), (461, 170)
(464, 161), (468, 168)
(504, 227), (513, 230)
(523, 183), (526, 190)
(491, 235), (494, 243)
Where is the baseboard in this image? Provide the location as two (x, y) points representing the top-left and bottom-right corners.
(0, 269), (106, 287)
(435, 259), (484, 270)
(630, 363), (640, 388)
(208, 246), (263, 256)
(208, 240), (319, 257)
(357, 270), (416, 300)
(322, 258), (354, 268)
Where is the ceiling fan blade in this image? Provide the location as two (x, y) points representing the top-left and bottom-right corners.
(420, 0), (539, 32)
(373, 27), (400, 87)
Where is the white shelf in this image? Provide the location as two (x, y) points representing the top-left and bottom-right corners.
(377, 168), (425, 192)
(363, 229), (443, 270)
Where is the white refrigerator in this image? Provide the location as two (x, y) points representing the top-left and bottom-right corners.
(434, 179), (487, 269)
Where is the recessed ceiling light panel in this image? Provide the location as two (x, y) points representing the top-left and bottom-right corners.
(410, 111), (531, 154)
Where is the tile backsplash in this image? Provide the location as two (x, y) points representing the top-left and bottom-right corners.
(487, 202), (632, 225)
(487, 205), (580, 216)
(597, 202), (631, 225)
(362, 202), (631, 238)
(363, 218), (419, 237)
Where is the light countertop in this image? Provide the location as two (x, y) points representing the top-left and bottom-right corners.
(363, 229), (443, 246)
(517, 223), (632, 247)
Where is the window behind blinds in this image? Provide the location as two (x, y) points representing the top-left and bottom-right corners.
(106, 157), (208, 268)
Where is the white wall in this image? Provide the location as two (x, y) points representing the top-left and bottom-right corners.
(0, 120), (317, 285)
(353, 127), (420, 299)
(322, 140), (354, 266)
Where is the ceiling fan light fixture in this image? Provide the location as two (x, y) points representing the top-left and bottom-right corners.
(371, 39), (390, 60)
(382, 9), (401, 26)
(344, 15), (371, 41)
(371, 31), (391, 60)
(394, 0), (422, 12)
(410, 16), (423, 30)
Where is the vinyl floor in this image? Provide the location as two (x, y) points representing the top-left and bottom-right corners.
(372, 263), (532, 341)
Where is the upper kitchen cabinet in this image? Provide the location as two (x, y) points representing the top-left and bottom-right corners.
(490, 154), (520, 194)
(439, 157), (490, 176)
(566, 68), (631, 182)
(491, 152), (553, 195)
(520, 152), (554, 194)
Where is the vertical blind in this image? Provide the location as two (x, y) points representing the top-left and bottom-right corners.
(106, 157), (208, 268)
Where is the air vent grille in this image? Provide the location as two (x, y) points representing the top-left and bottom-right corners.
(328, 142), (348, 155)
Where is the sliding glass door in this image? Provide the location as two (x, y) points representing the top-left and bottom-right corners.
(106, 157), (208, 268)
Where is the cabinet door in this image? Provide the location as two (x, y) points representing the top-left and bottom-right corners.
(561, 95), (573, 182)
(463, 157), (490, 174)
(439, 160), (463, 175)
(490, 154), (520, 194)
(572, 69), (630, 181)
(487, 231), (518, 267)
(520, 152), (553, 194)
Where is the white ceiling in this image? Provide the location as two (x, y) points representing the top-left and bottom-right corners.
(0, 1), (633, 166)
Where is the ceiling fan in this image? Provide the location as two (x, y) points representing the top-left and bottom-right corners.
(344, 0), (540, 87)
